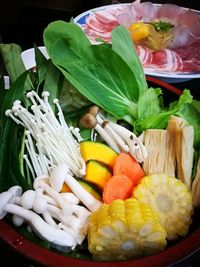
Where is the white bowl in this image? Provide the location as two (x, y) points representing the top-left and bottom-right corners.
(21, 46), (49, 70)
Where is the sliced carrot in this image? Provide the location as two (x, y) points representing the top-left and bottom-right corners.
(103, 175), (133, 204)
(113, 153), (144, 186)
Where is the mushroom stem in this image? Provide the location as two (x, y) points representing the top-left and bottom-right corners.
(46, 204), (89, 244)
(96, 115), (129, 153)
(64, 174), (102, 212)
(4, 203), (77, 248)
(6, 91), (86, 178)
(42, 210), (57, 227)
(95, 124), (120, 152)
(34, 179), (73, 216)
(49, 164), (102, 212)
(80, 113), (120, 152)
(108, 121), (148, 163)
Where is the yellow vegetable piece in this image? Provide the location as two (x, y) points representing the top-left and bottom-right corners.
(129, 22), (150, 42)
(88, 198), (167, 261)
(133, 174), (194, 240)
(61, 178), (102, 201)
(85, 160), (112, 190)
(61, 182), (71, 193)
(80, 141), (118, 169)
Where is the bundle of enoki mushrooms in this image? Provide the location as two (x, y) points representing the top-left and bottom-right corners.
(142, 116), (200, 208)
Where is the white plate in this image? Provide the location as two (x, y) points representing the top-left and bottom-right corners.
(74, 4), (200, 83)
(21, 46), (49, 70)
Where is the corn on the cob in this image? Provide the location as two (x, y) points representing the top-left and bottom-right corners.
(87, 198), (167, 261)
(133, 174), (193, 241)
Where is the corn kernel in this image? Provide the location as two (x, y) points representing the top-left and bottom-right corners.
(88, 198), (167, 261)
(133, 174), (194, 240)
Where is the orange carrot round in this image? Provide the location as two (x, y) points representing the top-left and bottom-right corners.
(103, 175), (133, 204)
(113, 153), (144, 186)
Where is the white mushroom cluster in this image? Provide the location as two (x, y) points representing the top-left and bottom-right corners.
(0, 164), (102, 249)
(80, 106), (148, 163)
(5, 91), (86, 178)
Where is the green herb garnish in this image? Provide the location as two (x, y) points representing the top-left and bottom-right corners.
(151, 21), (174, 32)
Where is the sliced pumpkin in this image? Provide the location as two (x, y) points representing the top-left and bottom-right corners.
(80, 141), (118, 169)
(85, 160), (112, 190)
(61, 178), (102, 201)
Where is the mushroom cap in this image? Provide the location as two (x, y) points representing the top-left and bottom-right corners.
(33, 197), (48, 214)
(79, 113), (97, 129)
(20, 190), (36, 210)
(12, 214), (24, 227)
(87, 105), (100, 116)
(8, 186), (22, 198)
(33, 175), (50, 190)
(0, 191), (13, 219)
(50, 164), (70, 192)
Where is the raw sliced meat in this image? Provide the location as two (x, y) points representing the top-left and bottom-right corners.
(172, 40), (200, 72)
(86, 11), (119, 33)
(149, 49), (183, 72)
(81, 0), (200, 72)
(135, 45), (153, 66)
(182, 60), (200, 72)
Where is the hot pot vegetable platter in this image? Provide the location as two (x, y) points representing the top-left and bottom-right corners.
(0, 3), (200, 266)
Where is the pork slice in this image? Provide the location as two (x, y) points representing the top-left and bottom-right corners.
(94, 10), (120, 27)
(149, 49), (183, 72)
(172, 40), (200, 72)
(182, 60), (200, 72)
(173, 40), (200, 61)
(135, 45), (153, 65)
(84, 25), (112, 43)
(86, 13), (119, 33)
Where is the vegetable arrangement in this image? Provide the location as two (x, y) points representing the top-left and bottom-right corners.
(0, 21), (200, 261)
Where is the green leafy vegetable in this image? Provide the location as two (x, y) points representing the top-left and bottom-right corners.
(111, 25), (147, 94)
(0, 43), (32, 89)
(44, 21), (198, 143)
(176, 99), (200, 150)
(44, 21), (142, 122)
(0, 71), (32, 191)
(134, 89), (193, 133)
(34, 44), (50, 87)
(0, 75), (6, 114)
(59, 80), (91, 114)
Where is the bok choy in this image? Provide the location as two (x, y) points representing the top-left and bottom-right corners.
(43, 21), (199, 149)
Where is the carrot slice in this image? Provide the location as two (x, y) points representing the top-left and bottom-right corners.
(113, 153), (144, 186)
(103, 175), (133, 204)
